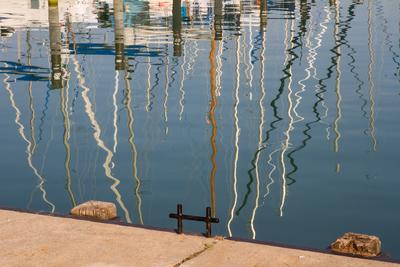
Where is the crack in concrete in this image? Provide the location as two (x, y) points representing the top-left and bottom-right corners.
(173, 240), (219, 267)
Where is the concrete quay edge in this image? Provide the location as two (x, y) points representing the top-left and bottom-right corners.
(0, 208), (398, 267)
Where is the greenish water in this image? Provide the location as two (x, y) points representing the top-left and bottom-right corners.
(1, 0), (400, 258)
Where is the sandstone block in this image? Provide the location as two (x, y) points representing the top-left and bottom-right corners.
(70, 201), (117, 220)
(330, 232), (381, 257)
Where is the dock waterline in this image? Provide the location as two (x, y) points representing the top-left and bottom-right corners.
(0, 0), (400, 259)
(0, 209), (397, 267)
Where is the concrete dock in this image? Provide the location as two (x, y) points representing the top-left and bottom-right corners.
(0, 209), (397, 267)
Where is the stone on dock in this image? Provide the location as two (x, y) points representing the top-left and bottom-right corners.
(330, 232), (381, 257)
(70, 201), (117, 220)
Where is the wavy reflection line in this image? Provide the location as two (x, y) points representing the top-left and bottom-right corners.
(368, 0), (377, 151)
(279, 19), (295, 218)
(72, 55), (132, 223)
(375, 0), (400, 84)
(264, 13), (301, 200)
(236, 17), (272, 217)
(263, 148), (279, 203)
(317, 6), (332, 138)
(227, 35), (241, 237)
(163, 55), (170, 135)
(113, 70), (119, 153)
(3, 70), (55, 212)
(340, 2), (368, 136)
(125, 67), (144, 225)
(244, 16), (254, 88)
(60, 22), (76, 207)
(333, 0), (342, 161)
(187, 40), (199, 74)
(216, 39), (223, 97)
(312, 5), (342, 144)
(26, 30), (39, 208)
(35, 89), (59, 206)
(27, 31), (37, 155)
(148, 59), (162, 111)
(249, 17), (254, 88)
(38, 87), (51, 143)
(28, 101), (54, 210)
(145, 50), (153, 112)
(249, 26), (267, 240)
(281, 2), (310, 189)
(264, 13), (301, 177)
(209, 38), (217, 216)
(294, 9), (313, 125)
(179, 42), (187, 120)
(286, 2), (332, 180)
(60, 54), (77, 207)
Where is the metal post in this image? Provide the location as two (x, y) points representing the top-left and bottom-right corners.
(169, 204), (219, 237)
(205, 207), (212, 237)
(177, 204), (183, 234)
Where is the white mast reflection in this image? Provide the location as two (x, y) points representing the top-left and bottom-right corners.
(146, 47), (152, 112)
(163, 56), (170, 135)
(250, 24), (267, 240)
(125, 69), (144, 225)
(279, 17), (295, 218)
(71, 50), (132, 223)
(368, 0), (377, 151)
(317, 5), (332, 139)
(179, 42), (187, 120)
(333, 0), (342, 173)
(227, 35), (241, 237)
(60, 52), (77, 207)
(216, 39), (223, 97)
(112, 70), (119, 153)
(3, 69), (55, 212)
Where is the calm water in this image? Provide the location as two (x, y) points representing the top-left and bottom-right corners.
(1, 0), (400, 258)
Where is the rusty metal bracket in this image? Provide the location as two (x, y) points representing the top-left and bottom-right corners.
(169, 204), (219, 237)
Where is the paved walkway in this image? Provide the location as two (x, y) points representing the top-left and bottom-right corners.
(0, 209), (397, 267)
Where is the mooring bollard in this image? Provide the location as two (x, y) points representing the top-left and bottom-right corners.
(169, 204), (219, 237)
(70, 200), (117, 220)
(330, 232), (381, 257)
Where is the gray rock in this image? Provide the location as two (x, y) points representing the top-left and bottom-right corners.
(330, 232), (381, 257)
(70, 201), (117, 220)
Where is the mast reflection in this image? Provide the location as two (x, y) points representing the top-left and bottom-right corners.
(279, 18), (295, 217)
(333, 0), (342, 173)
(69, 7), (132, 221)
(173, 0), (183, 57)
(3, 68), (55, 212)
(125, 65), (144, 225)
(367, 0), (377, 151)
(48, 0), (62, 89)
(209, 30), (217, 217)
(250, 6), (268, 239)
(114, 0), (125, 70)
(227, 34), (241, 237)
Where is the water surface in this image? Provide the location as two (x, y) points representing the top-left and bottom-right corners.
(1, 0), (400, 258)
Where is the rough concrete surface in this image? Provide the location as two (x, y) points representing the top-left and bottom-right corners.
(0, 210), (397, 267)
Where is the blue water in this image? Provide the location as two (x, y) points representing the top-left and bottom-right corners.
(0, 0), (400, 258)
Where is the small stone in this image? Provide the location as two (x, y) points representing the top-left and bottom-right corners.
(330, 232), (381, 257)
(70, 201), (117, 220)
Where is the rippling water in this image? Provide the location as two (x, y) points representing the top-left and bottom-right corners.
(1, 0), (400, 258)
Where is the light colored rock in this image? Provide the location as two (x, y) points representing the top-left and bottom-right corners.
(70, 201), (117, 220)
(331, 232), (381, 257)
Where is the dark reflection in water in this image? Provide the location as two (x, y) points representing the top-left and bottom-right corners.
(1, 0), (400, 258)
